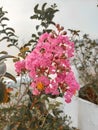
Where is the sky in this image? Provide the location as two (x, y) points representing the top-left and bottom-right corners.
(0, 0), (98, 42)
(0, 0), (98, 74)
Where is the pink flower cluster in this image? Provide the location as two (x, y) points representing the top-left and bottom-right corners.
(15, 32), (80, 103)
(15, 60), (25, 74)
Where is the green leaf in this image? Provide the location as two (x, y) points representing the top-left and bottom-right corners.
(41, 94), (49, 102)
(53, 9), (59, 13)
(0, 17), (9, 22)
(4, 72), (17, 83)
(34, 4), (39, 12)
(0, 55), (16, 61)
(1, 24), (7, 27)
(42, 3), (47, 11)
(46, 7), (53, 13)
(8, 38), (18, 43)
(28, 39), (37, 43)
(0, 51), (8, 54)
(24, 43), (31, 47)
(36, 25), (39, 30)
(6, 32), (15, 37)
(5, 27), (15, 32)
(0, 29), (6, 34)
(32, 34), (37, 38)
(7, 43), (12, 46)
(44, 29), (52, 33)
(47, 21), (55, 25)
(0, 37), (9, 42)
(41, 22), (47, 28)
(30, 14), (38, 19)
(38, 32), (42, 36)
(34, 4), (41, 14)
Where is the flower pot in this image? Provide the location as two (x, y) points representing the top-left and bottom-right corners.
(78, 98), (98, 130)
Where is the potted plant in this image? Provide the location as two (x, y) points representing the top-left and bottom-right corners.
(0, 4), (80, 130)
(69, 29), (98, 130)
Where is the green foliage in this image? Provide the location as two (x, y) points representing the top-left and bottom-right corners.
(0, 7), (18, 47)
(29, 3), (59, 49)
(69, 29), (98, 104)
(0, 94), (77, 130)
(30, 3), (58, 31)
(69, 29), (98, 84)
(0, 7), (17, 83)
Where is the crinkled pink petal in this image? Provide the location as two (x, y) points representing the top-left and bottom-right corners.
(32, 88), (40, 95)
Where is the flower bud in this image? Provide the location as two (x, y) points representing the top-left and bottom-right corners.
(55, 24), (60, 29)
(50, 32), (54, 38)
(60, 26), (64, 31)
(61, 31), (67, 35)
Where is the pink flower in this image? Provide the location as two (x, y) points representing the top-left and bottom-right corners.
(65, 71), (80, 92)
(45, 87), (60, 95)
(45, 87), (51, 94)
(29, 69), (36, 78)
(25, 50), (40, 70)
(17, 32), (80, 103)
(45, 81), (59, 95)
(64, 91), (73, 103)
(31, 82), (36, 89)
(15, 60), (25, 74)
(38, 32), (49, 42)
(32, 88), (40, 95)
(49, 65), (56, 74)
(45, 86), (59, 95)
(55, 73), (66, 83)
(35, 76), (50, 86)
